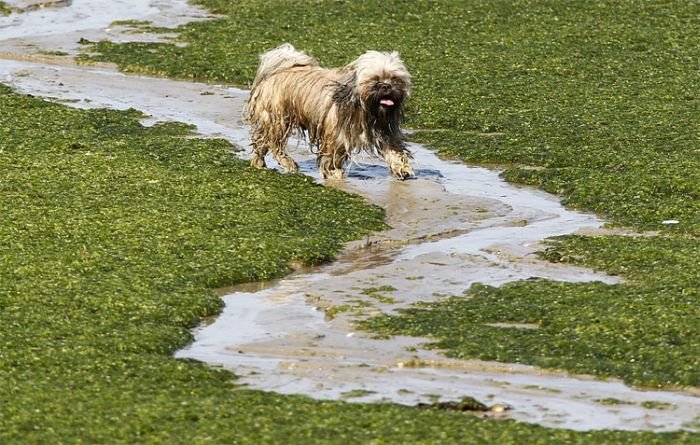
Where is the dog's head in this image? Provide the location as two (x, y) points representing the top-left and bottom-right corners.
(333, 51), (411, 128)
(353, 50), (411, 115)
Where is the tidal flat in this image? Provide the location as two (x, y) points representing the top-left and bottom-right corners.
(1, 53), (691, 445)
(1, 0), (699, 443)
(79, 0), (700, 392)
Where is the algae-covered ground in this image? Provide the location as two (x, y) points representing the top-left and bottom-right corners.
(80, 0), (700, 388)
(3, 55), (692, 445)
(2, 0), (699, 443)
(81, 1), (700, 232)
(363, 244), (699, 388)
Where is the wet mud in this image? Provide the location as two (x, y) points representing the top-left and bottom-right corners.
(1, 0), (698, 433)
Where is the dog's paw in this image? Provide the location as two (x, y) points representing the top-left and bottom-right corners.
(250, 154), (267, 169)
(322, 168), (346, 180)
(385, 151), (414, 180)
(395, 167), (414, 180)
(393, 166), (414, 180)
(278, 157), (299, 174)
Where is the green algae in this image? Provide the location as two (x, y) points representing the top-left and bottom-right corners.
(2, 0), (699, 442)
(78, 0), (700, 391)
(76, 0), (700, 393)
(5, 85), (688, 445)
(417, 396), (489, 412)
(341, 389), (377, 399)
(362, 235), (700, 388)
(641, 401), (676, 411)
(361, 285), (397, 304)
(37, 49), (70, 56)
(79, 0), (700, 235)
(596, 398), (636, 406)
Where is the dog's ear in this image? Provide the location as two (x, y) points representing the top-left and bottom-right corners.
(331, 72), (358, 106)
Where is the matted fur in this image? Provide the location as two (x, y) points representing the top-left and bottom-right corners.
(245, 43), (414, 179)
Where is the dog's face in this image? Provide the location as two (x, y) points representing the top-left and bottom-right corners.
(332, 51), (412, 125)
(353, 51), (412, 117)
(363, 75), (410, 120)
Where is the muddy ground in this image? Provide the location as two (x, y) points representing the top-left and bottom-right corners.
(1, 0), (698, 433)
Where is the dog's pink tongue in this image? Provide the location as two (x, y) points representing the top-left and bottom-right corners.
(380, 98), (395, 106)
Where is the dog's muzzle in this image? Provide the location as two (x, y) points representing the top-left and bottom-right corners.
(377, 83), (397, 107)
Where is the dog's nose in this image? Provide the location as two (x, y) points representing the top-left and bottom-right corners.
(378, 82), (392, 93)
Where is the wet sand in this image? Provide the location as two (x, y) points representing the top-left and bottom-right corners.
(1, 0), (698, 433)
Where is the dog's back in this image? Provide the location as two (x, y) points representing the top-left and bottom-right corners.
(247, 44), (341, 142)
(251, 44), (319, 90)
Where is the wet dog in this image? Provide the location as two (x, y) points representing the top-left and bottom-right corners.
(245, 43), (413, 179)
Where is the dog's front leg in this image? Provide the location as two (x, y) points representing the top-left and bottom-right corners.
(378, 142), (414, 180)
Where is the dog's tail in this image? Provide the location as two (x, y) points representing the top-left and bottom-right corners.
(251, 43), (319, 89)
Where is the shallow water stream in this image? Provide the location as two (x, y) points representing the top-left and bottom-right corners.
(1, 0), (698, 433)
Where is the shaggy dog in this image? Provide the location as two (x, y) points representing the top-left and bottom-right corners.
(245, 43), (414, 179)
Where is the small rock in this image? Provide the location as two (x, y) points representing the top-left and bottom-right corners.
(490, 403), (507, 413)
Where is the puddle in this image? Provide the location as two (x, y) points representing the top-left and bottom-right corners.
(0, 0), (214, 58)
(2, 1), (698, 434)
(175, 152), (698, 433)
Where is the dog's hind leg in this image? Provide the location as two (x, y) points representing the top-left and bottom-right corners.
(317, 145), (349, 180)
(250, 122), (299, 174)
(250, 125), (270, 170)
(269, 125), (299, 174)
(250, 147), (268, 170)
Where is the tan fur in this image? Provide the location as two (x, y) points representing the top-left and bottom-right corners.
(245, 43), (414, 179)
